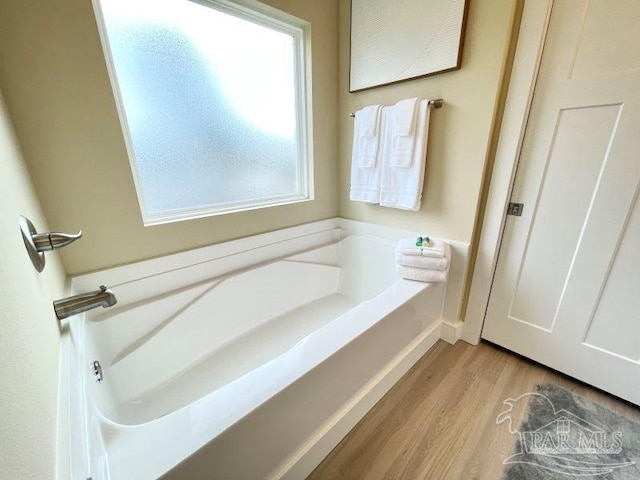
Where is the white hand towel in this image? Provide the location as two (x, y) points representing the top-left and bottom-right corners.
(390, 98), (419, 167)
(360, 104), (382, 137)
(350, 106), (386, 203)
(395, 237), (424, 256)
(380, 99), (431, 210)
(392, 98), (419, 136)
(357, 105), (382, 167)
(420, 237), (448, 258)
(396, 252), (449, 271)
(396, 264), (448, 283)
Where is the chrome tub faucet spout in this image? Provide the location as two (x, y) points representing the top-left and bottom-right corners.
(54, 285), (117, 320)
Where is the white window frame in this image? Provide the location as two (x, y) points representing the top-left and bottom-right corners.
(93, 0), (314, 226)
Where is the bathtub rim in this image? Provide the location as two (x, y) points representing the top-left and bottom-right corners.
(71, 218), (342, 296)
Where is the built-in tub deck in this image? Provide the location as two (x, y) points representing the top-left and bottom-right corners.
(64, 225), (447, 479)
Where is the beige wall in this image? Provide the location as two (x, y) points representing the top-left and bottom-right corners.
(0, 92), (67, 479)
(0, 0), (517, 318)
(0, 0), (338, 275)
(338, 0), (518, 246)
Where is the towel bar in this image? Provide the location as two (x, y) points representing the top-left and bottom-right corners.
(349, 98), (443, 117)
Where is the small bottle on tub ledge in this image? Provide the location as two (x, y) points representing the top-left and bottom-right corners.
(415, 236), (431, 248)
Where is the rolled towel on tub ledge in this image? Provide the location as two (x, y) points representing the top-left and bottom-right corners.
(396, 264), (448, 283)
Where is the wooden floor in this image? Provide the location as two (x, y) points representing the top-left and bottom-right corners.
(307, 340), (640, 480)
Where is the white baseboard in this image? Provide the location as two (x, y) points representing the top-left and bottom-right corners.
(266, 319), (443, 480)
(440, 320), (463, 345)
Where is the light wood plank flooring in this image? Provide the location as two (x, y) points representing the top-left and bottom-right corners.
(307, 340), (640, 480)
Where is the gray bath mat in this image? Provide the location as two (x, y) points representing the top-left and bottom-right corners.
(498, 383), (640, 479)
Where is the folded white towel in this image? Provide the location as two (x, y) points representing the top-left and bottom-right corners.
(396, 237), (424, 256)
(419, 237), (448, 258)
(350, 106), (386, 203)
(357, 105), (382, 167)
(390, 98), (419, 167)
(396, 264), (448, 283)
(360, 104), (382, 137)
(396, 252), (449, 271)
(380, 99), (431, 210)
(392, 98), (419, 136)
(396, 236), (450, 261)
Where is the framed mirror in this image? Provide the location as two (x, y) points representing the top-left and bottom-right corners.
(350, 0), (469, 92)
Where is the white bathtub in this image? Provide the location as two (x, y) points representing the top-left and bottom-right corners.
(61, 221), (448, 479)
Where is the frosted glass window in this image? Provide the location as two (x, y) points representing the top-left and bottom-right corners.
(95, 0), (311, 225)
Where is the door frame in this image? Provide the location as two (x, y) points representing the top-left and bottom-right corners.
(462, 0), (555, 344)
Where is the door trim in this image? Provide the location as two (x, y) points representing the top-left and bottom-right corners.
(462, 0), (555, 344)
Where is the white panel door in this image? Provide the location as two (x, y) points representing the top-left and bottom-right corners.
(482, 0), (640, 404)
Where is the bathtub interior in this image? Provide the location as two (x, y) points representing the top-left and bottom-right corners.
(82, 234), (399, 426)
